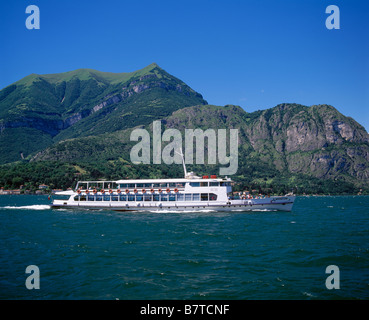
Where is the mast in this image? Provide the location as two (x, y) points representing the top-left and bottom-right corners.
(175, 148), (187, 178)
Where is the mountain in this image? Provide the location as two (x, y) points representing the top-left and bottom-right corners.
(0, 63), (207, 163)
(1, 63), (369, 194)
(164, 103), (369, 187)
(26, 103), (369, 193)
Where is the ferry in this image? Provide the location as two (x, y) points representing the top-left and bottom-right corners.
(51, 157), (295, 212)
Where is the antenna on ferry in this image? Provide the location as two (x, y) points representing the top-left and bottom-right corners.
(175, 148), (187, 178)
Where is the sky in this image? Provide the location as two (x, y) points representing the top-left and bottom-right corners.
(1, 0), (369, 131)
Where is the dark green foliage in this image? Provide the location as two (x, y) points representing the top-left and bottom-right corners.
(0, 158), (364, 195)
(0, 161), (79, 191)
(0, 127), (53, 164)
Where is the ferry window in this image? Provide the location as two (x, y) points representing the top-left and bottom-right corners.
(119, 195), (127, 201)
(153, 183), (160, 188)
(201, 193), (208, 201)
(161, 194), (168, 201)
(128, 195), (135, 201)
(185, 194), (192, 201)
(200, 182), (208, 187)
(177, 194), (184, 201)
(209, 182), (219, 187)
(128, 184), (135, 188)
(169, 183), (176, 188)
(74, 196), (79, 201)
(160, 183), (168, 188)
(193, 193), (200, 201)
(120, 184), (128, 189)
(103, 195), (110, 201)
(144, 183), (152, 188)
(209, 193), (217, 201)
(153, 194), (160, 201)
(136, 183), (143, 188)
(190, 182), (200, 187)
(79, 183), (88, 190)
(80, 195), (86, 201)
(144, 194), (152, 201)
(136, 194), (143, 201)
(112, 196), (118, 201)
(169, 194), (176, 201)
(176, 182), (185, 188)
(96, 195), (102, 201)
(111, 183), (118, 189)
(87, 196), (94, 201)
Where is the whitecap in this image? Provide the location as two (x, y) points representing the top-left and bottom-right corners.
(302, 291), (316, 298)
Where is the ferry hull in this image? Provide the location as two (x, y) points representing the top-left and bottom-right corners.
(51, 196), (295, 212)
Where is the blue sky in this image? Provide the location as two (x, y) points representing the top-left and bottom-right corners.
(1, 0), (369, 131)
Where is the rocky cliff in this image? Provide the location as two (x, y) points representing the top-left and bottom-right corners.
(161, 103), (369, 187)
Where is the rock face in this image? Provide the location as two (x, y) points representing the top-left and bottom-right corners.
(163, 103), (369, 186)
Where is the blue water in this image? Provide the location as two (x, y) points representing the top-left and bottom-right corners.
(0, 195), (368, 300)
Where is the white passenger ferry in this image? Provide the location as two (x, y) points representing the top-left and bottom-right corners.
(51, 162), (295, 212)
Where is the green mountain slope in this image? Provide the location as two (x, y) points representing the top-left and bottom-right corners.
(25, 103), (369, 194)
(0, 63), (207, 163)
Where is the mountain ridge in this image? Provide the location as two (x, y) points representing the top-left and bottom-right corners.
(0, 64), (368, 194)
(0, 63), (207, 163)
(12, 63), (161, 87)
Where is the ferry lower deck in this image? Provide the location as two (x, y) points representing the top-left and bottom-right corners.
(51, 195), (296, 212)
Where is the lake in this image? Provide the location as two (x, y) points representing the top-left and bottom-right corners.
(0, 195), (368, 300)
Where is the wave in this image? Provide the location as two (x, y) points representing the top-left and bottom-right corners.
(1, 205), (51, 210)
